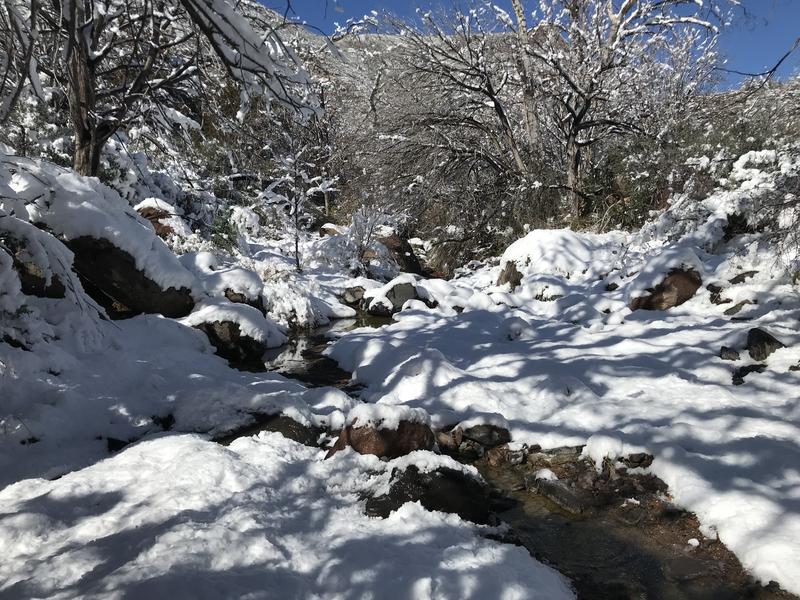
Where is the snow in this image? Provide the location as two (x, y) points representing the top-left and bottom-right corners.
(180, 298), (287, 347)
(499, 229), (627, 282)
(4, 145), (800, 596)
(324, 150), (800, 594)
(346, 403), (431, 430)
(180, 251), (264, 302)
(0, 434), (573, 599)
(0, 153), (197, 292)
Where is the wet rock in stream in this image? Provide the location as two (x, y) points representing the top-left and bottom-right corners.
(365, 464), (491, 525)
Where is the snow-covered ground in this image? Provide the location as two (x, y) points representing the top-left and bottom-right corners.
(327, 150), (800, 595)
(0, 433), (572, 599)
(2, 148), (800, 597)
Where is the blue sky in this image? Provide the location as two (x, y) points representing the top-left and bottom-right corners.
(272, 0), (799, 85)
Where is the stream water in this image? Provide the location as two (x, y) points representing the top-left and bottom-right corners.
(253, 316), (795, 600)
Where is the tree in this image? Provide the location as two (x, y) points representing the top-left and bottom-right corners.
(0, 0), (39, 123)
(520, 0), (731, 217)
(264, 133), (336, 271)
(31, 0), (315, 176)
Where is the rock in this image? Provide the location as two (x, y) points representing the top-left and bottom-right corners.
(629, 268), (702, 311)
(194, 320), (267, 370)
(620, 453), (654, 469)
(326, 420), (435, 459)
(496, 261), (523, 289)
(367, 281), (419, 316)
(3, 235), (66, 298)
(732, 364), (766, 386)
(224, 288), (266, 315)
(706, 283), (731, 305)
(605, 282), (619, 292)
(724, 300), (755, 316)
(258, 415), (321, 447)
(525, 476), (601, 515)
(378, 234), (423, 275)
(719, 346), (740, 361)
(67, 236), (194, 319)
(462, 424), (511, 448)
(342, 286), (366, 305)
(746, 328), (785, 361)
(136, 206), (175, 239)
(365, 465), (491, 524)
(723, 213), (755, 241)
(486, 444), (526, 467)
(435, 427), (463, 453)
(729, 270), (758, 285)
(319, 224), (341, 237)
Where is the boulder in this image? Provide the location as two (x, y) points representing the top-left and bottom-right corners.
(342, 286), (366, 305)
(629, 268), (702, 311)
(224, 288), (266, 315)
(378, 234), (423, 275)
(486, 444), (526, 467)
(2, 235), (66, 299)
(746, 328), (785, 361)
(365, 465), (491, 524)
(366, 281), (419, 316)
(719, 346), (740, 361)
(326, 419), (435, 459)
(462, 424), (511, 448)
(496, 261), (523, 289)
(136, 206), (176, 239)
(67, 236), (194, 319)
(706, 283), (731, 305)
(193, 320), (267, 370)
(319, 224), (341, 237)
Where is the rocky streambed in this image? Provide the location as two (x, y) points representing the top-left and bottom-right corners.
(218, 316), (797, 600)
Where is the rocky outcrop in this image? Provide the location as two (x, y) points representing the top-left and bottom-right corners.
(746, 328), (785, 361)
(629, 268), (701, 311)
(496, 261), (523, 290)
(193, 320), (267, 370)
(326, 419), (435, 459)
(720, 346), (740, 361)
(67, 236), (194, 319)
(732, 364), (766, 386)
(365, 465), (491, 524)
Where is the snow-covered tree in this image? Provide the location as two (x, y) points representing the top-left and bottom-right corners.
(30, 0), (315, 176)
(263, 134), (336, 271)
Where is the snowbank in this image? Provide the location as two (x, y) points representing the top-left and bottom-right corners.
(500, 229), (627, 282)
(0, 434), (574, 599)
(0, 153), (196, 292)
(181, 298), (287, 347)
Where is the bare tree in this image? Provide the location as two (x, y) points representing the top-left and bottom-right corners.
(33, 0), (315, 176)
(522, 0), (732, 217)
(0, 0), (39, 123)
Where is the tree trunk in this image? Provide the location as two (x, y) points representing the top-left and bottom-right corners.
(66, 3), (101, 177)
(510, 0), (539, 150)
(566, 135), (583, 217)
